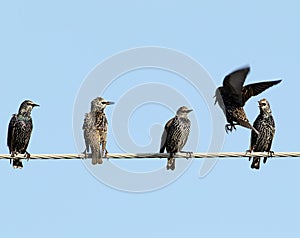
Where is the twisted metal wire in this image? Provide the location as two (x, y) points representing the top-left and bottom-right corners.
(0, 152), (299, 160)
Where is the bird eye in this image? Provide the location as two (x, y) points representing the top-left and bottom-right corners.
(261, 103), (266, 106)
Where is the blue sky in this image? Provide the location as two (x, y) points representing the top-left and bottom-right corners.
(1, 1), (300, 237)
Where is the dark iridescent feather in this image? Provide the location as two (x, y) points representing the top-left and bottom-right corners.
(7, 100), (39, 169)
(249, 99), (275, 170)
(160, 106), (192, 170)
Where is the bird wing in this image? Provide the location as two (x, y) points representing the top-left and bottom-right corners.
(242, 80), (282, 104)
(22, 118), (33, 152)
(222, 66), (250, 106)
(7, 114), (17, 152)
(250, 125), (258, 150)
(159, 118), (174, 153)
(82, 113), (91, 152)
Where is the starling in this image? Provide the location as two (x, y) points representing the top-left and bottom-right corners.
(248, 99), (275, 170)
(215, 66), (281, 134)
(160, 106), (192, 170)
(82, 97), (114, 165)
(7, 100), (39, 169)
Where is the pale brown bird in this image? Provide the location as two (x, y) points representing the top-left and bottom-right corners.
(83, 97), (114, 165)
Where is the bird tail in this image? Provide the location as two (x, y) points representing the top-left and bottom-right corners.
(91, 150), (102, 165)
(166, 154), (175, 170)
(237, 118), (259, 135)
(12, 159), (23, 169)
(250, 157), (260, 170)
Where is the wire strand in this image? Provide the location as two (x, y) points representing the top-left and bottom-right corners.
(0, 152), (299, 160)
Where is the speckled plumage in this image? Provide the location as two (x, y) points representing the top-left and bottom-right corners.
(215, 66), (281, 134)
(160, 106), (192, 170)
(248, 99), (275, 170)
(7, 100), (39, 169)
(83, 97), (114, 165)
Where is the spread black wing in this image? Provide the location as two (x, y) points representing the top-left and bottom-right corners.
(242, 80), (282, 104)
(222, 66), (250, 106)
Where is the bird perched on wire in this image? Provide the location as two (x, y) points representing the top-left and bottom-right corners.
(82, 97), (114, 165)
(247, 99), (275, 170)
(7, 100), (39, 169)
(160, 106), (192, 170)
(215, 66), (281, 134)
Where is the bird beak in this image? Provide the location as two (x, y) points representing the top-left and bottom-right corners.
(32, 103), (40, 107)
(257, 101), (262, 108)
(186, 109), (193, 113)
(104, 101), (114, 105)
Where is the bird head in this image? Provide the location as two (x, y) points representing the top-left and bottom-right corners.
(176, 106), (193, 118)
(91, 97), (114, 112)
(258, 98), (271, 114)
(18, 100), (39, 116)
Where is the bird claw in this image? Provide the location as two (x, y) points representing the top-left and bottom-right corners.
(263, 151), (274, 164)
(102, 150), (109, 160)
(24, 152), (30, 161)
(180, 151), (193, 159)
(225, 124), (236, 133)
(245, 149), (252, 161)
(82, 149), (88, 159)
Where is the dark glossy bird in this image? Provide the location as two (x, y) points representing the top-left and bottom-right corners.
(160, 106), (192, 170)
(215, 66), (281, 134)
(248, 99), (275, 170)
(7, 100), (39, 169)
(83, 97), (114, 165)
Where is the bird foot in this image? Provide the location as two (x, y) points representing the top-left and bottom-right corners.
(263, 151), (274, 164)
(180, 151), (193, 160)
(24, 151), (30, 161)
(102, 150), (108, 160)
(245, 149), (252, 161)
(82, 149), (88, 159)
(225, 123), (236, 133)
(10, 151), (18, 157)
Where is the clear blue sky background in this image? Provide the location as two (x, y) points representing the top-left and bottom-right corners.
(1, 1), (299, 237)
